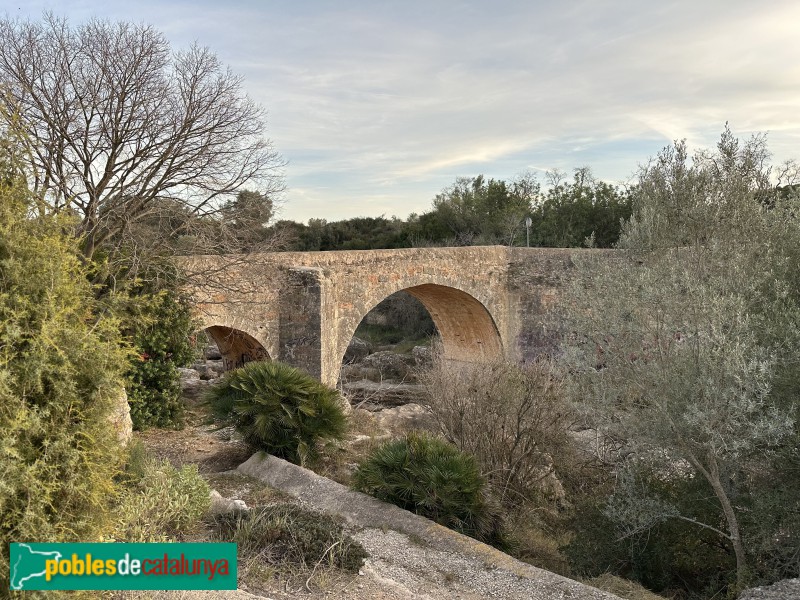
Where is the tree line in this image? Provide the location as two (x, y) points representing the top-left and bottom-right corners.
(271, 169), (632, 251)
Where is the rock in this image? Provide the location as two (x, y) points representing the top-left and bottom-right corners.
(195, 364), (221, 381)
(178, 367), (200, 384)
(180, 367), (213, 401)
(342, 380), (425, 410)
(109, 387), (133, 445)
(206, 359), (225, 372)
(344, 336), (373, 364)
(372, 403), (437, 434)
(182, 377), (212, 402)
(411, 345), (431, 366)
(204, 343), (222, 360)
(361, 351), (414, 381)
(209, 489), (249, 515)
(739, 579), (800, 600)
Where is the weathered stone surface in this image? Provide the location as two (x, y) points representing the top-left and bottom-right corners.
(342, 380), (425, 410)
(204, 343), (222, 360)
(110, 387), (133, 445)
(186, 247), (609, 386)
(178, 367), (200, 383)
(344, 336), (372, 364)
(372, 403), (437, 433)
(739, 579), (800, 600)
(238, 452), (622, 600)
(209, 490), (248, 515)
(194, 364), (221, 381)
(206, 359), (225, 372)
(180, 369), (212, 401)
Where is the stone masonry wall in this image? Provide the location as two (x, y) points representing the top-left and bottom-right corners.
(186, 247), (607, 383)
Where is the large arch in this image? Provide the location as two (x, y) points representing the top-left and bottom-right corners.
(335, 283), (503, 374)
(205, 325), (271, 371)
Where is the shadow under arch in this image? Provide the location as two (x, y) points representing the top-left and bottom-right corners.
(205, 325), (271, 372)
(337, 283), (503, 372)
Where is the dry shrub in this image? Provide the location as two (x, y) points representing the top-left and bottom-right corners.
(584, 573), (670, 600)
(421, 351), (572, 507)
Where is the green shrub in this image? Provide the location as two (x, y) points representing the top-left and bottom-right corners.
(211, 504), (367, 573)
(115, 444), (210, 542)
(206, 361), (347, 466)
(0, 142), (129, 588)
(352, 432), (509, 550)
(126, 289), (199, 429)
(563, 474), (738, 599)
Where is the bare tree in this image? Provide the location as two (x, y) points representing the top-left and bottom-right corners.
(0, 13), (284, 263)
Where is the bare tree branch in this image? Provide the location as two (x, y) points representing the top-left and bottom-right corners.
(0, 13), (285, 266)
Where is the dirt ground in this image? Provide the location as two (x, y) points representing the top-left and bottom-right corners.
(132, 395), (425, 600)
(131, 393), (636, 600)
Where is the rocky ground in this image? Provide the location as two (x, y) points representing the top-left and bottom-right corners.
(339, 337), (430, 410)
(136, 416), (622, 600)
(136, 340), (618, 600)
(132, 341), (789, 600)
(132, 341), (448, 599)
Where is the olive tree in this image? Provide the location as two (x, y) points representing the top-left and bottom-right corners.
(560, 128), (800, 589)
(0, 13), (283, 264)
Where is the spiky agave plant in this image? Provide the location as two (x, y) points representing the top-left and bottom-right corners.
(353, 432), (510, 549)
(206, 361), (347, 465)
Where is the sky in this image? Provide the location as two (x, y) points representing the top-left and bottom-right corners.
(4, 0), (800, 222)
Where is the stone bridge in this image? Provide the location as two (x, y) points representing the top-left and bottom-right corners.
(187, 246), (580, 386)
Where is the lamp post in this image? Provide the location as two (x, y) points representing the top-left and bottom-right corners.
(525, 216), (532, 247)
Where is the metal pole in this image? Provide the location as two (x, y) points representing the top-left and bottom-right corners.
(525, 216), (532, 247)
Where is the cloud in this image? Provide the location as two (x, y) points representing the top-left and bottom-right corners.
(10, 0), (800, 221)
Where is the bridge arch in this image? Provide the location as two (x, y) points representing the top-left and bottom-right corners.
(205, 325), (271, 371)
(335, 283), (504, 375)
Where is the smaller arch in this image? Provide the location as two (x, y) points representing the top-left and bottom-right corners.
(205, 325), (271, 371)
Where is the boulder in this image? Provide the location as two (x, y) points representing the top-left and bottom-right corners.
(343, 336), (372, 364)
(194, 363), (221, 381)
(109, 387), (133, 445)
(178, 367), (200, 384)
(372, 403), (438, 434)
(360, 351), (414, 381)
(206, 359), (225, 372)
(179, 366), (214, 401)
(209, 490), (248, 515)
(204, 343), (222, 360)
(181, 376), (212, 402)
(342, 379), (425, 410)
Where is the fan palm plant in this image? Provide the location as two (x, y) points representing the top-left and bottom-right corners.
(206, 361), (347, 465)
(353, 432), (510, 549)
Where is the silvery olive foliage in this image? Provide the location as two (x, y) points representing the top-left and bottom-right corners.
(560, 127), (800, 590)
